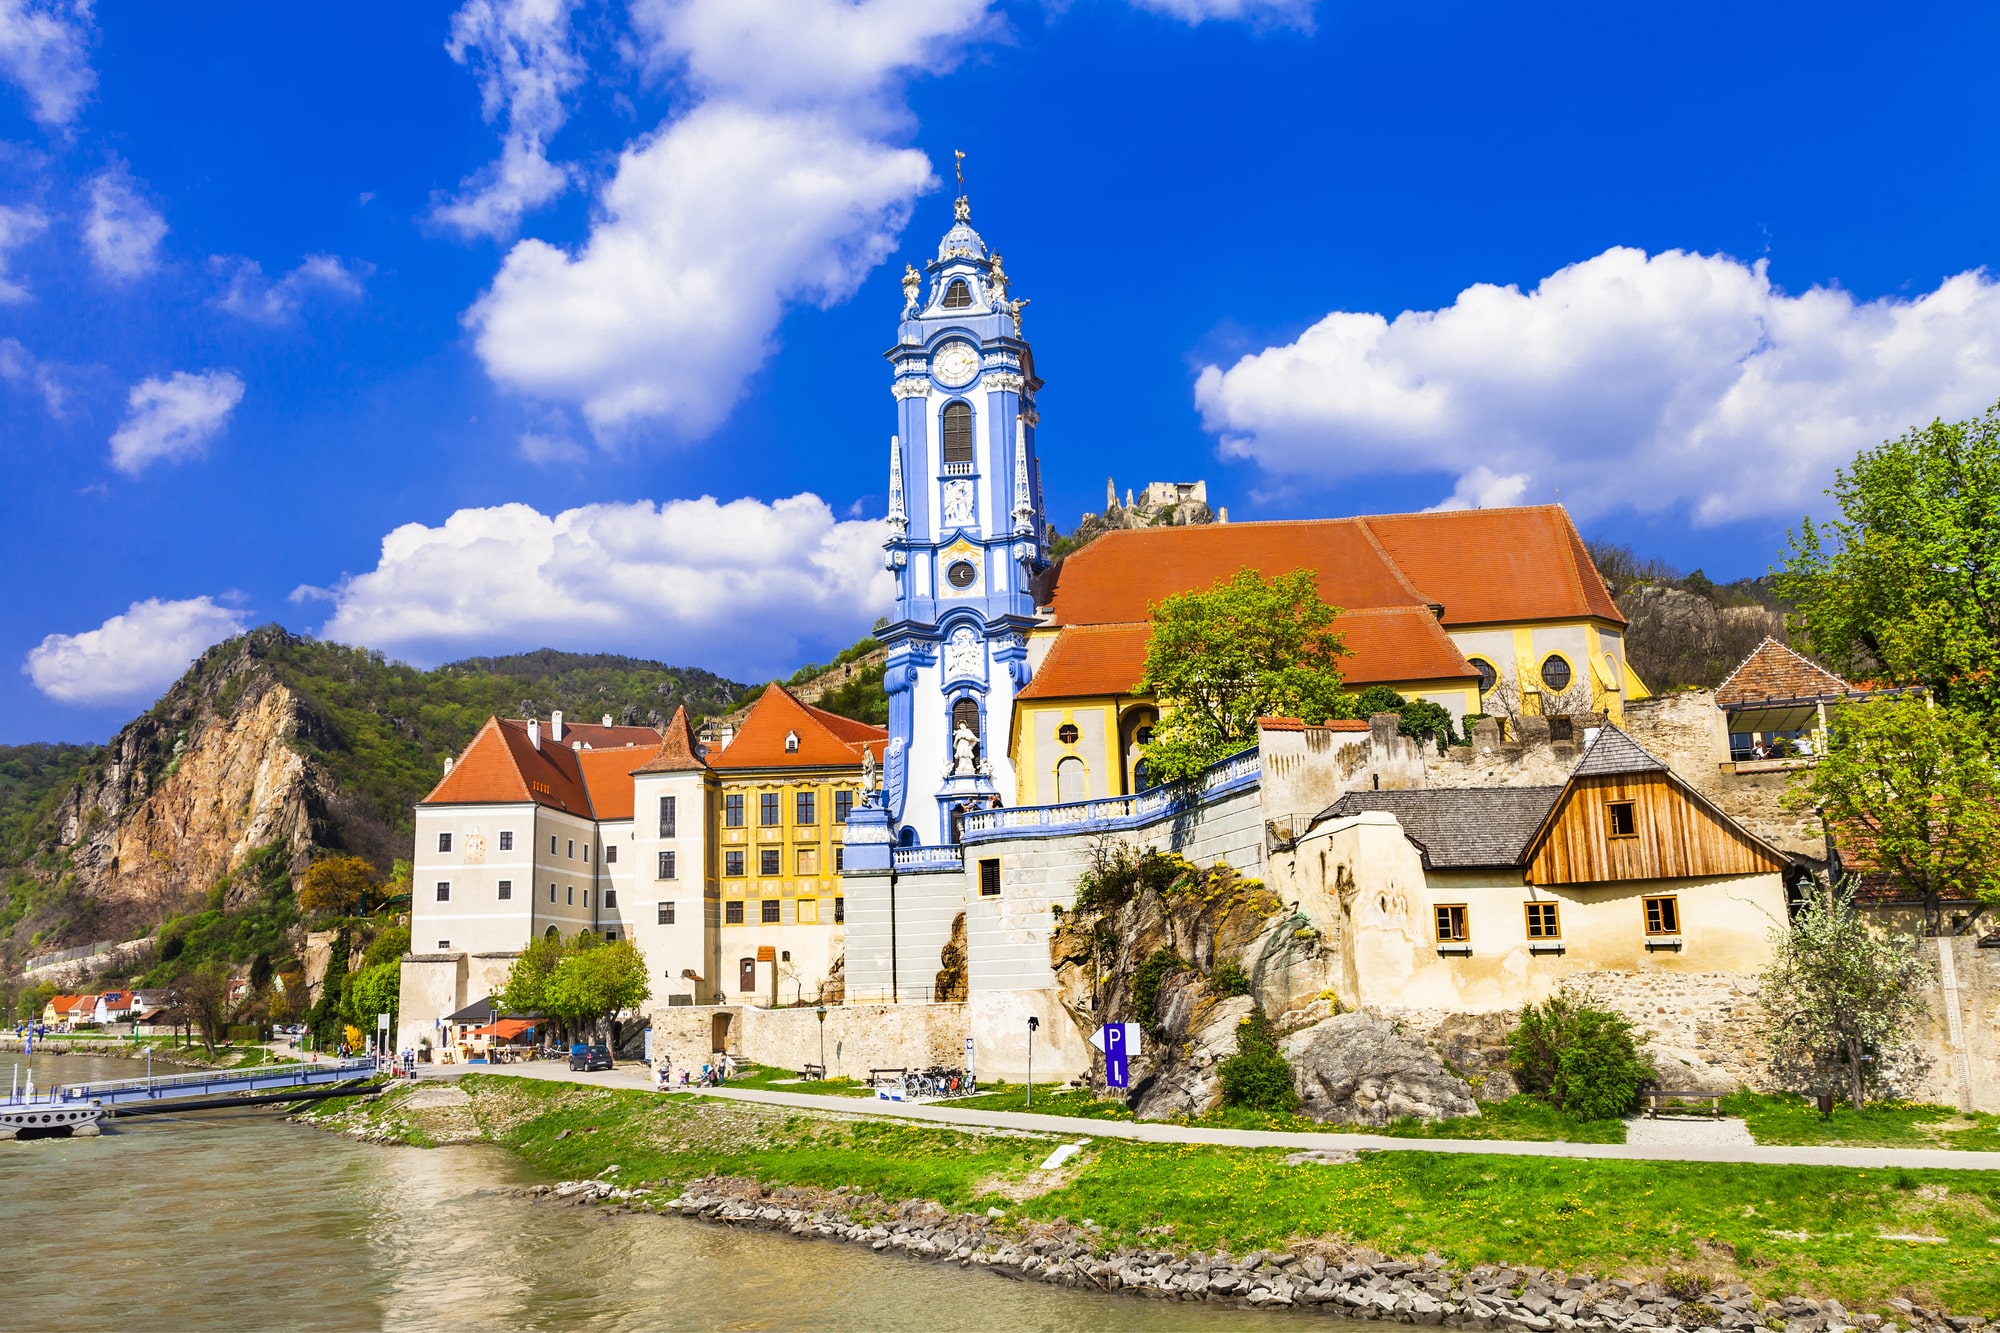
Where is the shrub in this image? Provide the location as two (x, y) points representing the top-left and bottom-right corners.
(1219, 1010), (1300, 1112)
(1073, 841), (1187, 912)
(1209, 960), (1252, 997)
(1131, 949), (1186, 1034)
(1662, 1272), (1709, 1302)
(1508, 992), (1654, 1121)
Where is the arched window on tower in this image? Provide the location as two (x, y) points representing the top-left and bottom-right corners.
(942, 279), (971, 308)
(1055, 756), (1086, 803)
(950, 697), (981, 764)
(942, 401), (974, 467)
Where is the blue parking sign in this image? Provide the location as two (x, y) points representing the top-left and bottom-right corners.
(1104, 1022), (1130, 1088)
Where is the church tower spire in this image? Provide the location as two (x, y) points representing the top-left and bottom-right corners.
(869, 161), (1047, 846)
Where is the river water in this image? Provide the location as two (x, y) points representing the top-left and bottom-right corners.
(1, 1051), (1291, 1331)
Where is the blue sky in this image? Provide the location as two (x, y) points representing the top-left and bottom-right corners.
(4, 1), (1998, 743)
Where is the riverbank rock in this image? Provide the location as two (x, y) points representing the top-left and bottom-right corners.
(1281, 1012), (1478, 1126)
(1128, 992), (1254, 1120)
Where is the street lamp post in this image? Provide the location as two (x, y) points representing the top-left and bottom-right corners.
(1026, 1015), (1039, 1108)
(815, 1003), (828, 1078)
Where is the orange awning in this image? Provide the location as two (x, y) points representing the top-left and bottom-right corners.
(466, 1018), (539, 1039)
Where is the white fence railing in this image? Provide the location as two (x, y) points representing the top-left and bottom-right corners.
(959, 746), (1261, 839)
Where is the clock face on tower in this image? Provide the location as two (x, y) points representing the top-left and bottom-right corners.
(933, 341), (979, 389)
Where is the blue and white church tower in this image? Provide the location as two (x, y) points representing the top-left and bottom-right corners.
(874, 190), (1047, 848)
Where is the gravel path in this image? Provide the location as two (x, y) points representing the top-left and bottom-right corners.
(425, 1063), (2000, 1170)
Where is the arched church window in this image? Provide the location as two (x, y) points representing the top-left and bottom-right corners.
(1469, 657), (1498, 696)
(942, 279), (972, 309)
(1540, 654), (1572, 693)
(942, 401), (974, 465)
(951, 697), (981, 761)
(1056, 756), (1086, 803)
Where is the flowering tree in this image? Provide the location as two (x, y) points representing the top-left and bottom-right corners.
(1758, 880), (1933, 1110)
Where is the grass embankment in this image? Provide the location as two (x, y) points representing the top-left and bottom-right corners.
(310, 1074), (2000, 1316)
(951, 1084), (1627, 1143)
(1723, 1094), (2000, 1151)
(721, 1063), (874, 1098)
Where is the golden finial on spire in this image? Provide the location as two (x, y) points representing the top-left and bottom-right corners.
(954, 149), (965, 190)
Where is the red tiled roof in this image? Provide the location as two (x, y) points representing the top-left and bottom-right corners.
(1715, 637), (1852, 707)
(423, 718), (595, 817)
(1259, 717), (1372, 732)
(1016, 605), (1477, 702)
(710, 685), (886, 770)
(632, 706), (708, 774)
(547, 721), (663, 749)
(1040, 505), (1624, 630)
(574, 744), (654, 821)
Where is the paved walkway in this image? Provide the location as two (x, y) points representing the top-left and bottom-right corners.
(423, 1062), (2000, 1171)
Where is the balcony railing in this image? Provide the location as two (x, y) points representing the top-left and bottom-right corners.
(892, 845), (965, 872)
(960, 746), (1261, 840)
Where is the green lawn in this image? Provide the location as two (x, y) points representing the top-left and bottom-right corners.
(1726, 1092), (2000, 1151)
(721, 1062), (875, 1098)
(353, 1075), (2000, 1317)
(951, 1084), (1625, 1142)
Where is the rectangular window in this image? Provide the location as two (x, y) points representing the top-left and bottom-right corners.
(724, 849), (745, 877)
(437, 940), (450, 951)
(725, 793), (744, 828)
(835, 896), (845, 923)
(1525, 901), (1560, 939)
(604, 930), (617, 942)
(760, 792), (781, 826)
(658, 902), (675, 926)
(725, 900), (744, 925)
(584, 845), (591, 863)
(979, 858), (1001, 897)
(567, 886), (574, 905)
(797, 847), (819, 876)
(603, 889), (617, 909)
(1434, 904), (1468, 943)
(551, 835), (558, 855)
(835, 846), (844, 873)
(659, 795), (676, 838)
(437, 832), (452, 853)
(760, 848), (781, 877)
(497, 880), (512, 901)
(567, 839), (575, 859)
(658, 850), (677, 880)
(498, 830), (513, 852)
(435, 882), (451, 903)
(605, 845), (617, 864)
(550, 883), (556, 902)
(1644, 895), (1680, 935)
(1607, 800), (1637, 838)
(835, 790), (854, 823)
(761, 899), (781, 924)
(798, 898), (818, 924)
(795, 790), (816, 825)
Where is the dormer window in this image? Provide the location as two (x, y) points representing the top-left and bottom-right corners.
(942, 401), (974, 465)
(785, 731), (800, 753)
(942, 279), (971, 308)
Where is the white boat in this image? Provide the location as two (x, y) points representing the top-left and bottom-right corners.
(0, 1098), (104, 1139)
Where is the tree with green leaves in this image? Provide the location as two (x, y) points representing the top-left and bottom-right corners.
(543, 936), (651, 1046)
(1139, 567), (1351, 784)
(1776, 402), (2000, 717)
(1759, 879), (1933, 1110)
(298, 854), (379, 917)
(1508, 992), (1654, 1121)
(1788, 696), (2000, 905)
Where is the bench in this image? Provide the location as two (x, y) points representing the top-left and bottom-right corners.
(1645, 1088), (1723, 1119)
(868, 1067), (907, 1088)
(800, 1063), (826, 1081)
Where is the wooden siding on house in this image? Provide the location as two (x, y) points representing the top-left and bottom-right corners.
(1524, 773), (1784, 886)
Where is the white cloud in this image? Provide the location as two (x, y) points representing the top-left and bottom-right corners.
(0, 203), (48, 302)
(301, 493), (893, 680)
(469, 103), (934, 436)
(0, 336), (65, 414)
(1127, 0), (1314, 27)
(24, 595), (247, 705)
(433, 0), (583, 238)
(211, 253), (366, 323)
(108, 369), (246, 474)
(464, 0), (992, 440)
(83, 164), (165, 280)
(1423, 465), (1527, 513)
(0, 0), (93, 128)
(1195, 248), (2000, 525)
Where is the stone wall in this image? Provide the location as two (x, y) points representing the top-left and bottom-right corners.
(644, 1000), (970, 1081)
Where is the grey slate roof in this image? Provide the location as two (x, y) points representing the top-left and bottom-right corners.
(1570, 724), (1668, 778)
(1313, 787), (1564, 868)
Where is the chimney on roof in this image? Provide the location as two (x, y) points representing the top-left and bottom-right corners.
(602, 713), (613, 727)
(550, 710), (564, 743)
(528, 719), (541, 750)
(1218, 506), (1229, 523)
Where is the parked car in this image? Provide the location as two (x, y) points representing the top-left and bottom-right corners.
(569, 1042), (613, 1072)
